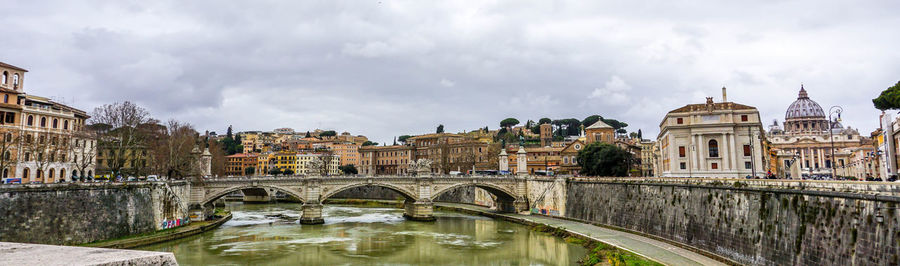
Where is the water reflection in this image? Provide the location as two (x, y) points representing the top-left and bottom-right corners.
(140, 202), (586, 265)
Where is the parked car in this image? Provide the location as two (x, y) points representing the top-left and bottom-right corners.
(147, 175), (159, 182)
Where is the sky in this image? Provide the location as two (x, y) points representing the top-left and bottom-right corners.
(2, 1), (899, 144)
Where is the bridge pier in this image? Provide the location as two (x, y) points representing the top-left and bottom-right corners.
(403, 200), (435, 221)
(300, 203), (324, 224)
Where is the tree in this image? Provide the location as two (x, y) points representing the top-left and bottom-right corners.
(602, 118), (628, 130)
(0, 131), (20, 179)
(339, 164), (358, 175)
(312, 150), (336, 176)
(398, 135), (412, 144)
(362, 141), (378, 146)
(436, 124), (444, 133)
(873, 80), (900, 110)
(153, 120), (199, 179)
(538, 118), (552, 125)
(577, 143), (632, 177)
(319, 130), (337, 137)
(500, 118), (520, 129)
(283, 168), (295, 175)
(582, 115), (601, 128)
(305, 131), (311, 138)
(244, 166), (255, 175)
(226, 125), (233, 140)
(637, 129), (643, 140)
(90, 101), (152, 178)
(70, 130), (98, 181)
(268, 168), (283, 176)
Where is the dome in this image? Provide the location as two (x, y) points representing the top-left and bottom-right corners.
(785, 85), (825, 120)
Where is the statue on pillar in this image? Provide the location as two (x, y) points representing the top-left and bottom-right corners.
(499, 148), (509, 172)
(516, 146), (528, 176)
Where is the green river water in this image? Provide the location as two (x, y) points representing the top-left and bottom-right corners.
(139, 202), (587, 265)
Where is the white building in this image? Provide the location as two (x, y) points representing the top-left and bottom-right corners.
(657, 89), (767, 178)
(295, 153), (340, 175)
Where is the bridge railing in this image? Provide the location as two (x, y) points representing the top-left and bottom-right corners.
(199, 174), (525, 182)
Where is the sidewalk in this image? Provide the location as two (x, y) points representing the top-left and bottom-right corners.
(436, 203), (726, 266)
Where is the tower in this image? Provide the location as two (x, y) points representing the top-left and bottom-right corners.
(540, 123), (552, 147)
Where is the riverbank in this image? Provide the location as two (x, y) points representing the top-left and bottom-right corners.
(435, 203), (728, 266)
(82, 212), (232, 249)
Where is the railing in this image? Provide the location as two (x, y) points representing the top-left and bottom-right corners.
(200, 174), (522, 182)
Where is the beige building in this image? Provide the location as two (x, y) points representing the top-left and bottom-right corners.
(0, 62), (94, 183)
(766, 86), (864, 179)
(640, 139), (659, 177)
(657, 89), (767, 178)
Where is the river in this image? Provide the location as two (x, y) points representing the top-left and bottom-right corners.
(139, 202), (587, 265)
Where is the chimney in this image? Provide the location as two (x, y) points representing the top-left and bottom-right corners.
(722, 87), (727, 102)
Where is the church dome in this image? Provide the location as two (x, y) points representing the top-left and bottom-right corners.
(785, 85), (825, 120)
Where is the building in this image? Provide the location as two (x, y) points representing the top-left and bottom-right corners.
(539, 123), (552, 147)
(331, 142), (360, 166)
(224, 153), (258, 176)
(358, 145), (415, 175)
(584, 120), (615, 145)
(766, 86), (865, 179)
(640, 140), (659, 177)
(657, 89), (767, 178)
(295, 153), (340, 175)
(0, 62), (95, 183)
(273, 128), (295, 134)
(408, 133), (492, 174)
(558, 140), (585, 175)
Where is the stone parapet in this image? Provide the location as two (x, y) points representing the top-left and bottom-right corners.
(0, 242), (178, 265)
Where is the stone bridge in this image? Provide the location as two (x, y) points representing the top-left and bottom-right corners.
(189, 175), (529, 224)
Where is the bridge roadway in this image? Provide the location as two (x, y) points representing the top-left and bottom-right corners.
(190, 174), (529, 224)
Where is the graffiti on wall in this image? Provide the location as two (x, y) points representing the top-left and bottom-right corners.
(161, 217), (190, 229)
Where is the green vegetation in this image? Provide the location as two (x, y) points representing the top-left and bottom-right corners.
(531, 224), (661, 266)
(339, 164), (358, 175)
(362, 141), (378, 146)
(398, 135), (412, 144)
(500, 118), (520, 128)
(873, 80), (900, 110)
(436, 124), (444, 133)
(319, 130), (337, 137)
(577, 143), (632, 176)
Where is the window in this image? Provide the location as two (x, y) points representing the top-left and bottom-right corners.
(745, 162), (752, 169)
(676, 118), (684, 124)
(711, 163), (718, 170)
(40, 117), (46, 127)
(680, 162), (686, 169)
(741, 115), (748, 122)
(4, 112), (12, 124)
(24, 152), (30, 161)
(52, 119), (58, 128)
(825, 160), (831, 168)
(743, 145), (751, 156)
(12, 74), (18, 86)
(3, 94), (7, 103)
(27, 115), (33, 126)
(1, 71), (6, 84)
(4, 133), (10, 142)
(708, 139), (719, 157)
(678, 146), (686, 157)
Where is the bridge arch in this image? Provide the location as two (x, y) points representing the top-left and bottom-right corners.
(430, 182), (518, 202)
(200, 185), (304, 206)
(320, 182), (417, 202)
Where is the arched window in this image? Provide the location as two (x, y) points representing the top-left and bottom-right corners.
(708, 139), (719, 158)
(87, 170), (92, 177)
(4, 133), (11, 142)
(12, 74), (18, 86)
(2, 151), (8, 160)
(63, 120), (69, 130)
(72, 170), (78, 178)
(2, 168), (7, 178)
(27, 115), (33, 126)
(40, 117), (46, 127)
(52, 119), (58, 128)
(23, 168), (29, 179)
(1, 71), (7, 84)
(49, 169), (55, 179)
(60, 169), (65, 179)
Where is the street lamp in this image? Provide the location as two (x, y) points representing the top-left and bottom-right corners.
(828, 106), (843, 180)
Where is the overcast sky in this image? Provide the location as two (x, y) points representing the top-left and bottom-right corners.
(2, 1), (899, 144)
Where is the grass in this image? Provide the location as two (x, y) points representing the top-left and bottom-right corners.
(531, 224), (662, 266)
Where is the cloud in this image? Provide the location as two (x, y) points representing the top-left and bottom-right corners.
(0, 0), (898, 144)
(589, 75), (632, 105)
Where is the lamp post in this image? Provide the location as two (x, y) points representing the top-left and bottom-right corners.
(828, 106), (843, 180)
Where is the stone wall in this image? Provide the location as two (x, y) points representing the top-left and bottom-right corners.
(564, 179), (900, 265)
(327, 185), (480, 204)
(0, 182), (189, 245)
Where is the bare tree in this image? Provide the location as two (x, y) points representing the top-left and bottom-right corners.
(162, 120), (198, 178)
(90, 101), (151, 177)
(70, 130), (98, 181)
(0, 130), (21, 178)
(312, 149), (336, 176)
(23, 130), (67, 182)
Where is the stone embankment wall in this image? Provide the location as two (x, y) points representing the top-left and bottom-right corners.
(564, 178), (900, 265)
(0, 182), (190, 245)
(329, 185), (478, 203)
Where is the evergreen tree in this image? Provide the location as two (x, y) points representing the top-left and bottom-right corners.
(436, 124), (445, 133)
(577, 143), (632, 177)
